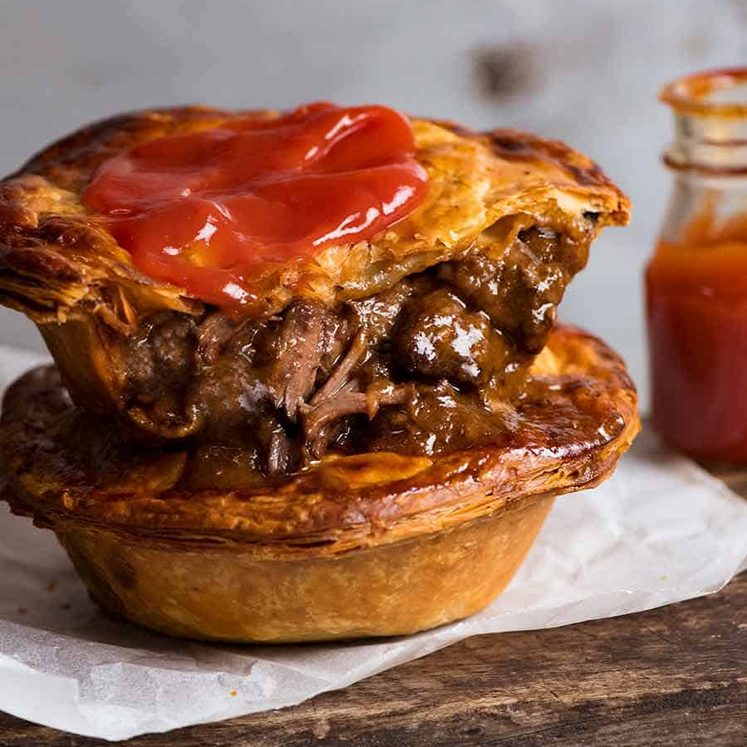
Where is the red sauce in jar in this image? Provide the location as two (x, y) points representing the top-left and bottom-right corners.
(646, 213), (747, 460)
(83, 102), (428, 310)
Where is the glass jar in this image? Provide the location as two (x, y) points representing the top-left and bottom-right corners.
(647, 68), (747, 461)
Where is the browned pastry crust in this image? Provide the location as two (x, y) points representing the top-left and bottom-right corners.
(0, 326), (639, 641)
(0, 107), (629, 325)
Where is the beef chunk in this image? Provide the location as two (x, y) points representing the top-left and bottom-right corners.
(181, 444), (267, 490)
(256, 413), (295, 475)
(440, 226), (586, 353)
(303, 380), (412, 459)
(125, 313), (196, 397)
(348, 280), (414, 345)
(122, 312), (200, 436)
(253, 299), (332, 421)
(395, 289), (511, 387)
(196, 352), (268, 436)
(197, 311), (242, 365)
(195, 351), (301, 475)
(364, 381), (509, 455)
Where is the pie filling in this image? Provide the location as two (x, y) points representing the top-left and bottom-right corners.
(96, 220), (592, 481)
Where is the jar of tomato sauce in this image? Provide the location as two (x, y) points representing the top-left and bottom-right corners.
(647, 68), (747, 461)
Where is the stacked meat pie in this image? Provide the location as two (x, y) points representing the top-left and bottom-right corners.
(0, 104), (637, 641)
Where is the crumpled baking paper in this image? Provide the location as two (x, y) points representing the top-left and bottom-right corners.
(0, 344), (746, 741)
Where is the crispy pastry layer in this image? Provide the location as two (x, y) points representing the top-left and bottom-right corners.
(0, 107), (630, 323)
(0, 326), (639, 560)
(55, 493), (556, 641)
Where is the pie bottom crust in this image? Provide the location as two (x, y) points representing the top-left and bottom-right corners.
(58, 495), (553, 642)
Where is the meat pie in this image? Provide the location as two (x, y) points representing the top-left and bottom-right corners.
(0, 103), (638, 641)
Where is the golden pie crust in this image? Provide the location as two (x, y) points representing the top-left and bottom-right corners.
(0, 107), (629, 323)
(0, 326), (639, 642)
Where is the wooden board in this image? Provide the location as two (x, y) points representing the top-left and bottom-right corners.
(1, 465), (745, 746)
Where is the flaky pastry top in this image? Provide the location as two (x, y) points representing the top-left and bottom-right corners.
(0, 106), (630, 323)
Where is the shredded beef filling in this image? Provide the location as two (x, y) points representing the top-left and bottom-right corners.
(113, 225), (590, 480)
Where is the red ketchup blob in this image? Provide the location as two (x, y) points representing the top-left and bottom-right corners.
(83, 102), (428, 310)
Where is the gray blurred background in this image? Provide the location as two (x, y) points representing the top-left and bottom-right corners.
(0, 0), (745, 407)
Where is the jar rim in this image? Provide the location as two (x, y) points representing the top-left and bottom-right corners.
(660, 67), (747, 118)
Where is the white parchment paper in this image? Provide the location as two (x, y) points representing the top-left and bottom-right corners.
(1, 344), (746, 741)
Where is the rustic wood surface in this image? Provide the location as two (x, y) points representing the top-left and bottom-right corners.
(1, 464), (745, 747)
